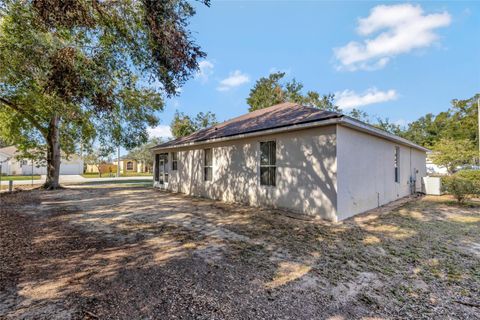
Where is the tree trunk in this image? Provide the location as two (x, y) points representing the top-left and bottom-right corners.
(44, 115), (61, 189)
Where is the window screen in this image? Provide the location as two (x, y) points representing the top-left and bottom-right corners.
(394, 146), (400, 183)
(260, 141), (276, 186)
(171, 152), (178, 171)
(204, 148), (212, 181)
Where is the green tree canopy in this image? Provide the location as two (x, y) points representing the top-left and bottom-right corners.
(171, 110), (217, 138)
(402, 94), (479, 149)
(0, 0), (209, 188)
(431, 138), (477, 174)
(246, 72), (340, 112)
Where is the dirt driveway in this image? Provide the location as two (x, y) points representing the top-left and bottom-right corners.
(1, 186), (479, 319)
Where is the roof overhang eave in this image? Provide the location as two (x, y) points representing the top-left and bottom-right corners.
(338, 117), (430, 152)
(151, 117), (429, 153)
(151, 118), (340, 152)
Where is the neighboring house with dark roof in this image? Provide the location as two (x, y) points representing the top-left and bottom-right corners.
(0, 146), (84, 175)
(151, 102), (428, 221)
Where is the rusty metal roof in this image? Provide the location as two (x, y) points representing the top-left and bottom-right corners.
(154, 102), (343, 149)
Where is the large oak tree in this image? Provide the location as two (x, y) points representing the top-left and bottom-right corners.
(0, 0), (208, 188)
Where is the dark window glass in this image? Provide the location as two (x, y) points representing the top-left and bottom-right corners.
(260, 141), (276, 186)
(154, 154), (160, 182)
(394, 146), (400, 183)
(204, 148), (212, 181)
(171, 152), (178, 171)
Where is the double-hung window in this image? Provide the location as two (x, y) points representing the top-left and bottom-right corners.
(204, 148), (212, 181)
(260, 141), (276, 186)
(171, 152), (178, 171)
(394, 146), (400, 183)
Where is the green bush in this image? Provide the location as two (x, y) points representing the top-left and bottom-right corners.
(442, 176), (479, 203)
(456, 170), (480, 185)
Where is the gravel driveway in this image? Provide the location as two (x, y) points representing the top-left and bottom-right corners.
(1, 186), (479, 319)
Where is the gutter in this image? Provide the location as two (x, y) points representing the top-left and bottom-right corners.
(152, 116), (429, 153)
(151, 117), (340, 152)
(338, 117), (430, 152)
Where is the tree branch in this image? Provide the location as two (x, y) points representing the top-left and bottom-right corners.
(0, 96), (48, 137)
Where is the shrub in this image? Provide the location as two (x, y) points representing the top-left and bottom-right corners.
(98, 164), (118, 176)
(456, 170), (480, 185)
(442, 176), (479, 203)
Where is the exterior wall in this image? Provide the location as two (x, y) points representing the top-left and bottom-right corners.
(156, 126), (339, 221)
(86, 164), (100, 173)
(19, 160), (45, 175)
(113, 160), (138, 173)
(20, 157), (84, 175)
(58, 157), (84, 175)
(136, 160), (148, 173)
(336, 126), (426, 220)
(0, 150), (83, 175)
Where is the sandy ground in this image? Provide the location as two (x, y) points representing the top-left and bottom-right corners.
(0, 186), (479, 319)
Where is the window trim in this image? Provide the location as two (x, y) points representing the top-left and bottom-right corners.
(126, 161), (134, 171)
(171, 152), (178, 171)
(203, 148), (213, 182)
(259, 140), (276, 187)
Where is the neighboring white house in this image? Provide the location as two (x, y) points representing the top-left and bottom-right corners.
(0, 146), (84, 175)
(426, 152), (449, 175)
(151, 103), (428, 222)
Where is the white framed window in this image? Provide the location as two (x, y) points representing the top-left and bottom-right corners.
(171, 152), (178, 171)
(394, 146), (400, 183)
(260, 141), (276, 186)
(126, 161), (134, 171)
(204, 148), (212, 181)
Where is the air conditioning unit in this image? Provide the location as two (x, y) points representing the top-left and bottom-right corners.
(423, 176), (442, 195)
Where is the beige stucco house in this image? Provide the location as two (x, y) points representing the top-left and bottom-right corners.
(151, 103), (427, 222)
(112, 158), (149, 174)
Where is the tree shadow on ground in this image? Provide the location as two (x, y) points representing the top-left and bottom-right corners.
(0, 188), (479, 319)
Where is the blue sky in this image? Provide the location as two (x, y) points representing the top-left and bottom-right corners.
(147, 1), (480, 139)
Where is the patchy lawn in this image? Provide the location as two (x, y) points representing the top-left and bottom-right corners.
(0, 175), (40, 181)
(0, 187), (479, 319)
(81, 173), (152, 178)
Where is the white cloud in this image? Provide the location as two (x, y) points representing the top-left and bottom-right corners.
(195, 60), (214, 83)
(217, 70), (250, 91)
(334, 4), (451, 71)
(147, 125), (172, 138)
(335, 88), (398, 109)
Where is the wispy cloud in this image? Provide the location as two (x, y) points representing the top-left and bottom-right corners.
(217, 70), (250, 91)
(334, 4), (451, 71)
(195, 60), (214, 83)
(147, 125), (172, 138)
(335, 88), (398, 109)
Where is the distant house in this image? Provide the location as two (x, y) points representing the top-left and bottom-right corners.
(0, 146), (84, 175)
(112, 157), (150, 174)
(151, 103), (428, 222)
